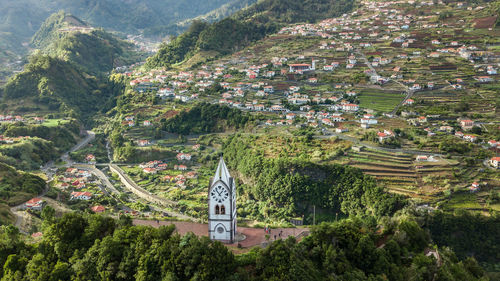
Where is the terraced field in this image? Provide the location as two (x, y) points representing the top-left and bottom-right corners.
(344, 148), (459, 201)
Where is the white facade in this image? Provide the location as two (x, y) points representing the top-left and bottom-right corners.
(208, 158), (237, 242)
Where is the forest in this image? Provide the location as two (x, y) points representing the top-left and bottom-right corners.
(425, 211), (500, 269)
(0, 163), (46, 224)
(2, 55), (125, 123)
(161, 103), (254, 135)
(222, 134), (405, 221)
(0, 212), (488, 281)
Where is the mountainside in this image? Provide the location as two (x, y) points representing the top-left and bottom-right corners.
(0, 12), (138, 122)
(146, 0), (355, 68)
(0, 162), (45, 224)
(1, 54), (123, 122)
(31, 12), (143, 74)
(0, 0), (247, 59)
(30, 11), (89, 50)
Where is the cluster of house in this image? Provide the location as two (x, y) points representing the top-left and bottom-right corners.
(55, 168), (97, 201)
(140, 160), (168, 174)
(162, 170), (198, 188)
(276, 0), (497, 91)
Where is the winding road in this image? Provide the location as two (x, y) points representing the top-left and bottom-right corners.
(11, 130), (95, 232)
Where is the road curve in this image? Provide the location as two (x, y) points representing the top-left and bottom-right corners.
(108, 164), (196, 221)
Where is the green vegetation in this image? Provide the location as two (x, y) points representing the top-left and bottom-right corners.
(0, 213), (487, 280)
(31, 12), (141, 74)
(1, 121), (78, 151)
(69, 134), (108, 163)
(161, 103), (254, 135)
(30, 11), (87, 50)
(0, 163), (45, 220)
(0, 0), (247, 59)
(2, 55), (125, 122)
(426, 211), (500, 268)
(0, 120), (78, 170)
(223, 134), (404, 222)
(0, 138), (56, 171)
(146, 0), (355, 68)
(358, 91), (404, 112)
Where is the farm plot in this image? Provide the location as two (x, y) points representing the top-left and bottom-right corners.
(344, 149), (458, 200)
(358, 90), (405, 112)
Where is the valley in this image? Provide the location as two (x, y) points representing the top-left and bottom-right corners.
(0, 0), (499, 279)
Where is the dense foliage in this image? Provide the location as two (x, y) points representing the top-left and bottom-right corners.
(0, 121), (77, 170)
(30, 11), (87, 50)
(0, 163), (45, 206)
(0, 213), (487, 280)
(1, 121), (79, 152)
(425, 211), (500, 266)
(0, 138), (56, 171)
(146, 0), (355, 68)
(30, 12), (141, 74)
(2, 55), (125, 122)
(233, 0), (356, 24)
(223, 135), (404, 221)
(161, 103), (253, 135)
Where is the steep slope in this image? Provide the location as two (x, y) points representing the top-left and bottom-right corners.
(146, 0), (355, 68)
(0, 12), (138, 122)
(1, 54), (125, 122)
(31, 12), (141, 74)
(0, 162), (45, 225)
(0, 0), (247, 60)
(149, 0), (258, 38)
(30, 11), (88, 50)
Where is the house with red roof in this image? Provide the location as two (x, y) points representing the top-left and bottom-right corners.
(342, 103), (359, 112)
(469, 182), (480, 192)
(176, 153), (192, 161)
(143, 168), (157, 174)
(460, 119), (474, 130)
(25, 198), (44, 211)
(91, 205), (106, 213)
(70, 191), (93, 200)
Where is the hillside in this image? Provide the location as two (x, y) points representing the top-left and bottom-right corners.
(146, 0), (355, 68)
(0, 0), (249, 60)
(0, 162), (45, 224)
(1, 54), (121, 121)
(149, 0), (258, 38)
(31, 12), (141, 74)
(0, 12), (139, 122)
(30, 11), (88, 50)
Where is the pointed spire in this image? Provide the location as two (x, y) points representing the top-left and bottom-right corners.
(214, 157), (231, 184)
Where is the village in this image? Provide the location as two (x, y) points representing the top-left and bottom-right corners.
(11, 0), (500, 238)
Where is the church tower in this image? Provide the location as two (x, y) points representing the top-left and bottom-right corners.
(208, 157), (237, 243)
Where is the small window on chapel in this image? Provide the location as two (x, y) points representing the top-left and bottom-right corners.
(215, 205), (220, 214)
(220, 205), (226, 215)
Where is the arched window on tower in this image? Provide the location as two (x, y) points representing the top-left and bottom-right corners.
(220, 205), (226, 215)
(215, 205), (220, 214)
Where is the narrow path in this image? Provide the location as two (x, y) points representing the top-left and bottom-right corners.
(319, 130), (443, 156)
